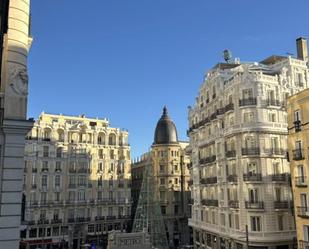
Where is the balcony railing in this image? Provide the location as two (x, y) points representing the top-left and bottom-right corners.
(69, 168), (76, 173)
(245, 201), (264, 209)
(243, 173), (262, 182)
(201, 199), (218, 207)
(216, 108), (225, 115)
(299, 240), (309, 249)
(264, 148), (286, 156)
(294, 120), (302, 132)
(225, 103), (234, 112)
(295, 176), (307, 187)
(51, 219), (62, 224)
(274, 201), (289, 209)
(293, 149), (304, 160)
(68, 184), (76, 188)
(271, 173), (288, 182)
(297, 206), (309, 218)
(242, 147), (260, 156)
(227, 174), (238, 183)
(239, 97), (257, 107)
(226, 150), (236, 158)
(95, 216), (105, 221)
(266, 99), (281, 106)
(199, 155), (216, 164)
(106, 215), (116, 220)
(206, 177), (217, 184)
(37, 219), (49, 225)
(228, 200), (239, 209)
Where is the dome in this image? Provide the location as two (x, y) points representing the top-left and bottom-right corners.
(154, 106), (178, 145)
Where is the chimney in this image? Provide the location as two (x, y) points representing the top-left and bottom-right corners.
(296, 37), (308, 61)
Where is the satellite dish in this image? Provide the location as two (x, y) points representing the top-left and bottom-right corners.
(223, 49), (232, 63)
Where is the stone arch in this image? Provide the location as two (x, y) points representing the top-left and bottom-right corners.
(98, 132), (106, 145)
(108, 133), (116, 146)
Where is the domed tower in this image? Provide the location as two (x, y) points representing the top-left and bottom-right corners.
(154, 106), (178, 145)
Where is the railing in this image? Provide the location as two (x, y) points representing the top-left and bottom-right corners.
(297, 206), (309, 218)
(245, 201), (264, 209)
(37, 219), (49, 225)
(226, 150), (236, 158)
(51, 219), (62, 224)
(225, 103), (234, 112)
(227, 175), (238, 183)
(106, 215), (116, 220)
(242, 147), (260, 156)
(69, 168), (76, 173)
(264, 148), (286, 156)
(239, 97), (257, 107)
(118, 215), (131, 220)
(294, 120), (302, 132)
(271, 173), (288, 182)
(210, 113), (217, 121)
(274, 201), (289, 209)
(299, 240), (309, 249)
(95, 216), (105, 221)
(201, 199), (218, 207)
(216, 108), (225, 115)
(68, 184), (76, 188)
(243, 173), (262, 182)
(293, 149), (304, 160)
(41, 168), (48, 172)
(206, 177), (217, 184)
(199, 155), (216, 164)
(228, 200), (239, 209)
(266, 99), (281, 106)
(295, 176), (307, 187)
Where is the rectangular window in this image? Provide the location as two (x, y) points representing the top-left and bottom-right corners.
(43, 146), (49, 157)
(278, 215), (284, 231)
(160, 178), (165, 185)
(251, 216), (261, 231)
(55, 175), (61, 187)
(41, 175), (48, 188)
(159, 165), (164, 173)
(243, 89), (253, 99)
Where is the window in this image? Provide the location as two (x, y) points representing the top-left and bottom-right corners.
(235, 214), (239, 229)
(248, 162), (257, 175)
(301, 193), (308, 208)
(161, 206), (166, 215)
(229, 214), (232, 228)
(275, 188), (281, 201)
(54, 192), (60, 202)
(160, 178), (165, 185)
(55, 161), (61, 172)
(174, 164), (179, 171)
(244, 112), (254, 123)
(68, 191), (75, 201)
(41, 175), (48, 188)
(160, 191), (165, 201)
(40, 210), (46, 220)
(268, 112), (276, 122)
(43, 146), (49, 157)
(248, 189), (258, 202)
(78, 191), (85, 201)
(174, 178), (179, 184)
(159, 165), (164, 173)
(42, 161), (48, 171)
(53, 209), (59, 220)
(41, 192), (47, 204)
(98, 162), (103, 171)
(243, 89), (253, 99)
(56, 147), (62, 158)
(251, 216), (261, 231)
(294, 110), (301, 122)
(298, 165), (305, 181)
(55, 175), (61, 188)
(78, 175), (86, 186)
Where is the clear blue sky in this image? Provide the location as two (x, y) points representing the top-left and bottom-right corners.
(28, 0), (309, 158)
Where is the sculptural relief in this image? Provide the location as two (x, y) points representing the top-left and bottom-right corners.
(9, 66), (28, 96)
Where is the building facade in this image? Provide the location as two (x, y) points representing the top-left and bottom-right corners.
(0, 1), (33, 248)
(132, 107), (192, 248)
(21, 113), (131, 249)
(287, 88), (309, 249)
(188, 38), (309, 249)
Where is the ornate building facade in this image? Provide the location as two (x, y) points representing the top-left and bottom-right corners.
(21, 113), (131, 249)
(132, 107), (192, 248)
(188, 38), (309, 249)
(287, 88), (309, 249)
(0, 1), (33, 248)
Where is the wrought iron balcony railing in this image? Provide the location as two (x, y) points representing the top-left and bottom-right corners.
(293, 149), (304, 160)
(227, 174), (238, 183)
(228, 200), (239, 209)
(242, 147), (260, 156)
(243, 173), (262, 182)
(226, 150), (236, 158)
(274, 201), (289, 209)
(295, 176), (307, 187)
(245, 201), (264, 209)
(239, 97), (257, 107)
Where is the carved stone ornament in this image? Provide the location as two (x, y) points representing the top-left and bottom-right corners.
(9, 66), (28, 96)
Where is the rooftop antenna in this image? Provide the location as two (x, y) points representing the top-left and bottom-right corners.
(223, 49), (232, 63)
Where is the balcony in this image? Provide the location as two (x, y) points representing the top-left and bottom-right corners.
(201, 199), (218, 207)
(199, 155), (216, 165)
(266, 99), (281, 107)
(271, 173), (288, 182)
(95, 216), (105, 221)
(206, 177), (217, 184)
(68, 184), (76, 189)
(295, 176), (307, 187)
(37, 219), (49, 225)
(245, 201), (264, 209)
(294, 120), (302, 132)
(226, 150), (236, 158)
(242, 147), (260, 156)
(32, 168), (38, 173)
(210, 113), (217, 121)
(118, 215), (131, 220)
(299, 240), (309, 249)
(297, 206), (309, 218)
(264, 148), (286, 156)
(51, 219), (62, 224)
(216, 108), (225, 116)
(293, 149), (304, 160)
(243, 173), (262, 182)
(274, 201), (289, 209)
(225, 103), (234, 112)
(69, 168), (76, 173)
(77, 168), (89, 173)
(228, 200), (239, 209)
(239, 97), (257, 107)
(106, 215), (116, 220)
(42, 138), (51, 142)
(227, 174), (238, 183)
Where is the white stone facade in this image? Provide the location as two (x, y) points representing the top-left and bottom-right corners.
(0, 1), (33, 248)
(188, 56), (309, 249)
(21, 113), (131, 249)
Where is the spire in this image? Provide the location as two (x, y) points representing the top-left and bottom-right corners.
(162, 106), (168, 117)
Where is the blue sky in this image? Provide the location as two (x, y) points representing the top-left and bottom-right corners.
(28, 0), (309, 158)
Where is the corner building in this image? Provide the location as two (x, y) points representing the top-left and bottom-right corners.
(188, 39), (309, 249)
(287, 88), (309, 249)
(21, 113), (131, 249)
(132, 107), (192, 248)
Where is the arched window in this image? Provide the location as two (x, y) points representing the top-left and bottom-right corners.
(43, 128), (51, 141)
(98, 133), (105, 145)
(57, 129), (64, 142)
(108, 134), (116, 146)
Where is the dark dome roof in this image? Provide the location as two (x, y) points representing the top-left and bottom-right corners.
(154, 106), (178, 145)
